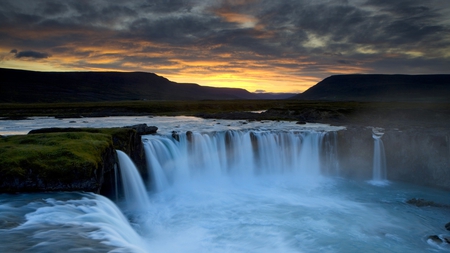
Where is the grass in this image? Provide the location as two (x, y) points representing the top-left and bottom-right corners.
(0, 132), (113, 183)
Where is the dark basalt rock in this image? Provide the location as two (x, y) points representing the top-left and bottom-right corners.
(335, 126), (450, 191)
(445, 222), (450, 231)
(0, 132), (116, 193)
(428, 235), (443, 243)
(406, 198), (449, 208)
(186, 131), (193, 142)
(124, 124), (158, 135)
(0, 116), (30, 120)
(11, 127), (150, 193)
(172, 131), (180, 142)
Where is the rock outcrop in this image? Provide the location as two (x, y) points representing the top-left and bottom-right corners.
(0, 125), (157, 194)
(335, 126), (450, 190)
(0, 132), (116, 193)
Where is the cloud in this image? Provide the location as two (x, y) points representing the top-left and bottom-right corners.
(14, 50), (51, 59)
(0, 0), (448, 92)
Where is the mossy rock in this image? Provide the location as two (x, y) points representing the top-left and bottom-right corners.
(0, 131), (115, 192)
(28, 127), (138, 152)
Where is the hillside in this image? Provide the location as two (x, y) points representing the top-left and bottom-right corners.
(293, 74), (450, 102)
(0, 68), (258, 102)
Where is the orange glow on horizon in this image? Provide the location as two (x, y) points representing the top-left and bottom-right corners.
(0, 41), (365, 93)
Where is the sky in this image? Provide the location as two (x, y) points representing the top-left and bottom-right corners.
(0, 0), (449, 93)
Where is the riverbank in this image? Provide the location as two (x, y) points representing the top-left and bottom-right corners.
(2, 100), (450, 128)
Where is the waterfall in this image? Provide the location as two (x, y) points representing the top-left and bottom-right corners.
(143, 130), (332, 192)
(116, 150), (150, 210)
(370, 128), (388, 185)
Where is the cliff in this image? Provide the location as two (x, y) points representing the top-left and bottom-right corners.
(336, 126), (450, 190)
(1, 122), (449, 193)
(0, 125), (155, 193)
(0, 132), (115, 193)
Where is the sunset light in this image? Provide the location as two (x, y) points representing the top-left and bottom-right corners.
(0, 0), (449, 93)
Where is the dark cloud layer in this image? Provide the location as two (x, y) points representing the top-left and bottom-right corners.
(0, 0), (448, 92)
(14, 50), (51, 59)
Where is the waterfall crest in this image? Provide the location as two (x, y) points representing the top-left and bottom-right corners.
(143, 130), (336, 191)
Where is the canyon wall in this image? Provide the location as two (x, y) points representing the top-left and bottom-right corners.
(336, 126), (450, 190)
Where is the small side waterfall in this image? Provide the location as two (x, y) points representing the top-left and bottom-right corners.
(116, 150), (150, 210)
(143, 130), (335, 192)
(370, 128), (388, 185)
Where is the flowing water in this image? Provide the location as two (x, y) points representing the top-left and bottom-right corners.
(370, 128), (388, 186)
(0, 116), (449, 252)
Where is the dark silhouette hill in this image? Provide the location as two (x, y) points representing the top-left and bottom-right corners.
(293, 74), (450, 102)
(0, 68), (258, 102)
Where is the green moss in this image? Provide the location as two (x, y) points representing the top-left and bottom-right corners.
(0, 132), (113, 183)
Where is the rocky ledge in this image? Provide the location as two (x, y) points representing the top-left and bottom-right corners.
(0, 124), (157, 193)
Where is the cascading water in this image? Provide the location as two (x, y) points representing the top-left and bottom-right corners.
(116, 150), (150, 211)
(370, 127), (388, 185)
(1, 117), (449, 253)
(143, 130), (328, 191)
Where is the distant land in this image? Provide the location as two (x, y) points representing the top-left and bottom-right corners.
(1, 68), (450, 103)
(294, 74), (450, 102)
(0, 68), (261, 102)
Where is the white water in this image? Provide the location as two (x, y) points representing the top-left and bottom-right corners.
(370, 128), (388, 186)
(1, 117), (449, 252)
(0, 193), (148, 253)
(1, 180), (449, 253)
(116, 150), (150, 211)
(143, 130), (329, 192)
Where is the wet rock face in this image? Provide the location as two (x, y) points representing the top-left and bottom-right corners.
(335, 126), (450, 190)
(383, 127), (450, 190)
(123, 124), (157, 135)
(0, 133), (116, 193)
(2, 127), (149, 194)
(335, 127), (373, 179)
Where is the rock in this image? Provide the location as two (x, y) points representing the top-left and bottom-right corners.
(0, 132), (116, 193)
(445, 222), (450, 231)
(0, 116), (30, 120)
(186, 131), (193, 142)
(406, 198), (445, 207)
(55, 115), (83, 119)
(13, 127), (146, 194)
(123, 124), (157, 135)
(428, 235), (443, 244)
(296, 121), (306, 125)
(336, 126), (450, 191)
(172, 131), (180, 142)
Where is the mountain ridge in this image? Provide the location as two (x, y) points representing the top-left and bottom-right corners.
(293, 74), (450, 102)
(0, 68), (259, 102)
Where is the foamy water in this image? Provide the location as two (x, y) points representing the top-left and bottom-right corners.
(1, 116), (449, 252)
